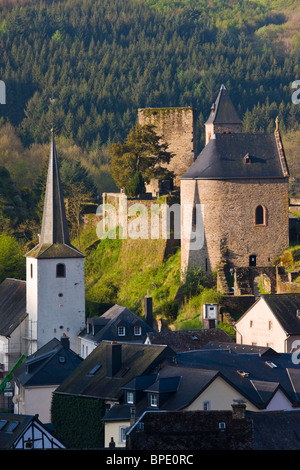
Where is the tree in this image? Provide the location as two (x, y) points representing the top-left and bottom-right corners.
(125, 171), (145, 198)
(109, 124), (174, 194)
(65, 182), (95, 245)
(0, 233), (26, 282)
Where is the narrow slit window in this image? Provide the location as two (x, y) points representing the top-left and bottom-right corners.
(255, 205), (265, 225)
(56, 263), (66, 278)
(192, 206), (197, 226)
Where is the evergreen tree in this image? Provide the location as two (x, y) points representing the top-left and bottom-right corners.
(109, 124), (174, 190)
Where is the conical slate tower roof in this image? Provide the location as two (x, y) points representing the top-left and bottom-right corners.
(26, 129), (84, 259)
(205, 84), (242, 125)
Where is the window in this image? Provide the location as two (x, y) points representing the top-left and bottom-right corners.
(30, 264), (33, 279)
(192, 206), (197, 226)
(250, 320), (253, 328)
(203, 400), (211, 410)
(119, 426), (128, 444)
(268, 321), (273, 330)
(255, 205), (266, 226)
(249, 255), (256, 267)
(56, 263), (66, 278)
(150, 393), (158, 407)
(118, 326), (125, 336)
(134, 326), (142, 336)
(126, 391), (134, 404)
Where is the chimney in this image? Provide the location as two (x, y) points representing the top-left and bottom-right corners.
(145, 292), (153, 328)
(106, 342), (122, 378)
(61, 334), (70, 349)
(130, 406), (136, 427)
(231, 399), (246, 420)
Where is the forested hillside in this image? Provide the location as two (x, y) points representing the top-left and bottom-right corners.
(0, 0), (300, 303)
(0, 0), (299, 153)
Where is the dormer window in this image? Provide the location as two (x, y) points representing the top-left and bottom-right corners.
(126, 391), (134, 404)
(118, 326), (125, 337)
(134, 325), (142, 336)
(56, 263), (66, 278)
(149, 393), (158, 407)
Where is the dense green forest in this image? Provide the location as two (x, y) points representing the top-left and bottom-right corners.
(0, 0), (300, 316)
(0, 0), (299, 153)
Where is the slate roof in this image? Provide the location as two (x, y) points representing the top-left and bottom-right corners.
(127, 408), (300, 450)
(173, 343), (300, 409)
(0, 278), (27, 337)
(79, 304), (155, 344)
(235, 294), (300, 336)
(145, 328), (233, 352)
(13, 337), (83, 387)
(105, 342), (300, 425)
(261, 294), (300, 335)
(181, 132), (288, 180)
(54, 341), (173, 401)
(248, 409), (300, 450)
(26, 129), (84, 259)
(0, 413), (38, 449)
(205, 84), (242, 125)
(127, 409), (254, 450)
(0, 413), (65, 449)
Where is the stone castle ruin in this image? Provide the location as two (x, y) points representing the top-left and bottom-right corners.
(103, 86), (295, 296)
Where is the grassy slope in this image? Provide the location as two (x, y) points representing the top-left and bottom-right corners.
(81, 216), (181, 315)
(78, 217), (234, 336)
(73, 0), (299, 335)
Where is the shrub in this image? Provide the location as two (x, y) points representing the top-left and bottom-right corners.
(125, 171), (145, 198)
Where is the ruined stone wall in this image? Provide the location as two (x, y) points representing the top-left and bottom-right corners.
(181, 178), (289, 274)
(101, 192), (180, 255)
(138, 107), (196, 184)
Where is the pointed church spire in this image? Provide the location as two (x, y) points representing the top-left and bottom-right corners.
(26, 130), (84, 259)
(39, 128), (70, 246)
(205, 84), (242, 125)
(205, 85), (243, 144)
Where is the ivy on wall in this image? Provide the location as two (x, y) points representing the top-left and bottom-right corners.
(51, 394), (105, 449)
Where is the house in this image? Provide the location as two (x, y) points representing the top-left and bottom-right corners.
(103, 341), (300, 447)
(51, 341), (173, 449)
(126, 402), (254, 450)
(0, 413), (65, 449)
(144, 328), (234, 352)
(126, 406), (300, 451)
(235, 293), (300, 352)
(79, 304), (155, 358)
(180, 85), (289, 280)
(0, 278), (27, 373)
(12, 335), (83, 423)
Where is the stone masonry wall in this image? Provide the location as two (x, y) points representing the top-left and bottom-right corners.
(138, 107), (197, 184)
(181, 177), (290, 274)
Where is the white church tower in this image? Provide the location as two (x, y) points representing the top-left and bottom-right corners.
(25, 129), (85, 355)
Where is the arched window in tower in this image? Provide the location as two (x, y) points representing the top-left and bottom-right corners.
(56, 263), (66, 278)
(255, 205), (266, 226)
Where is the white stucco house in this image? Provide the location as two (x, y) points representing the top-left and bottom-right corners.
(235, 294), (300, 353)
(12, 336), (82, 423)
